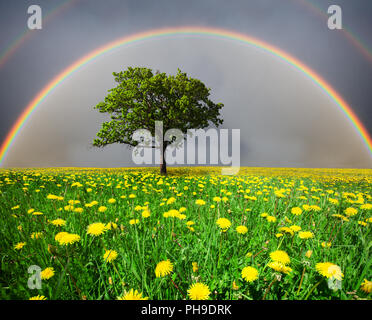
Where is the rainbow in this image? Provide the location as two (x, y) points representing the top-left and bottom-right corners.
(0, 26), (371, 166)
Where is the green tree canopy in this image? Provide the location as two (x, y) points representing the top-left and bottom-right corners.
(93, 67), (224, 174)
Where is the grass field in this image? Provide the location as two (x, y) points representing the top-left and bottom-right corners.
(0, 167), (371, 300)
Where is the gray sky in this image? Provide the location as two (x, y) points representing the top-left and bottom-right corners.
(0, 0), (371, 168)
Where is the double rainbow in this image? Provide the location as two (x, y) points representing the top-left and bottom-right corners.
(0, 26), (371, 166)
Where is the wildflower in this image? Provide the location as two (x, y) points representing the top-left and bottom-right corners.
(166, 197), (176, 205)
(192, 262), (198, 272)
(360, 279), (372, 294)
(305, 250), (313, 258)
(213, 197), (221, 202)
(98, 206), (107, 213)
(105, 222), (118, 230)
(344, 207), (358, 216)
(50, 218), (66, 227)
(29, 295), (47, 300)
(187, 283), (211, 300)
(232, 281), (239, 290)
(30, 232), (43, 239)
(155, 259), (173, 277)
(55, 233), (80, 245)
(103, 250), (118, 263)
(117, 289), (148, 300)
(267, 261), (292, 274)
(216, 218), (231, 232)
(274, 191), (285, 198)
(316, 262), (343, 280)
(195, 199), (206, 206)
(108, 198), (116, 204)
(289, 225), (301, 232)
(298, 231), (314, 239)
(270, 250), (290, 265)
(279, 227), (294, 236)
(266, 216), (276, 223)
(310, 205), (321, 212)
(236, 225), (248, 234)
(32, 211), (43, 216)
(291, 207), (303, 216)
(360, 203), (372, 210)
(40, 267), (55, 280)
(68, 200), (80, 205)
(321, 242), (332, 248)
(87, 222), (106, 236)
(14, 242), (26, 250)
(73, 207), (84, 213)
(129, 219), (140, 225)
(241, 266), (259, 282)
(275, 233), (283, 238)
(141, 210), (150, 218)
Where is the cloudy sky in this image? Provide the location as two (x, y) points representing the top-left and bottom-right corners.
(0, 0), (371, 168)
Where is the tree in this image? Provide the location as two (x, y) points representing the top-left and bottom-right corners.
(93, 67), (224, 175)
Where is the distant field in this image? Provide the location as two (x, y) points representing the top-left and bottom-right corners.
(0, 167), (371, 300)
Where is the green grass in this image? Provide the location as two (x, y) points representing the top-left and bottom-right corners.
(0, 167), (371, 300)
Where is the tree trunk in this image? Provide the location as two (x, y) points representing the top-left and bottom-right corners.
(160, 143), (167, 175)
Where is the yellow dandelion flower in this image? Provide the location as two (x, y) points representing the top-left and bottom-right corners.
(14, 242), (26, 250)
(267, 261), (292, 274)
(289, 225), (301, 232)
(305, 250), (313, 258)
(266, 215), (276, 222)
(87, 222), (106, 236)
(108, 198), (116, 204)
(30, 232), (43, 239)
(195, 199), (206, 206)
(270, 250), (290, 265)
(321, 241), (332, 248)
(241, 266), (259, 282)
(316, 262), (343, 280)
(291, 207), (303, 216)
(187, 283), (211, 300)
(216, 218), (231, 232)
(98, 206), (107, 213)
(117, 289), (148, 300)
(236, 225), (248, 234)
(360, 203), (372, 210)
(298, 231), (314, 239)
(155, 259), (173, 277)
(40, 267), (55, 280)
(192, 262), (198, 272)
(56, 233), (80, 245)
(360, 279), (372, 294)
(275, 233), (283, 238)
(50, 218), (66, 226)
(129, 219), (140, 225)
(29, 295), (47, 300)
(103, 250), (118, 263)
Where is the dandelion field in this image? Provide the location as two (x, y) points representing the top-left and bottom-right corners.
(0, 167), (371, 300)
